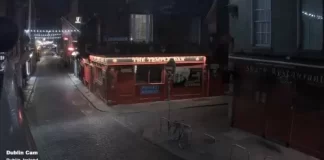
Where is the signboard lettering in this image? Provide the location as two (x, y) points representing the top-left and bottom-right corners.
(245, 65), (324, 85)
(90, 56), (204, 65)
(140, 85), (160, 95)
(132, 57), (185, 63)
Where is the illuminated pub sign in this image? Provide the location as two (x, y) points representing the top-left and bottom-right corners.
(89, 56), (205, 65)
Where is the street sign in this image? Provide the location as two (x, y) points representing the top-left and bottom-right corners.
(166, 58), (176, 73)
(165, 58), (176, 122)
(166, 58), (176, 80)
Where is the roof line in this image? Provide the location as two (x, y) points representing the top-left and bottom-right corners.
(229, 55), (324, 69)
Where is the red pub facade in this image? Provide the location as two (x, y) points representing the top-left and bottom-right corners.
(82, 54), (225, 105)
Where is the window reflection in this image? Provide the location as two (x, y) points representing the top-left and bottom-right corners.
(301, 0), (323, 50)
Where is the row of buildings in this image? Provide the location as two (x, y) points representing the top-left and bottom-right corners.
(0, 0), (38, 87)
(0, 0), (39, 158)
(61, 0), (323, 159)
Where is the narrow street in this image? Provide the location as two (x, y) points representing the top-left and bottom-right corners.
(25, 55), (183, 160)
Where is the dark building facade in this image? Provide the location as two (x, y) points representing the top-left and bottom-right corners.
(66, 0), (214, 55)
(1, 0), (37, 87)
(1, 0), (38, 158)
(226, 0), (323, 159)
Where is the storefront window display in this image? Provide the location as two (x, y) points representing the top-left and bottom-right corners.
(173, 67), (202, 87)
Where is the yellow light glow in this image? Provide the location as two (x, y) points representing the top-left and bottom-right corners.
(89, 56), (205, 65)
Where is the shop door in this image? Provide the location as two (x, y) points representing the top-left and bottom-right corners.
(116, 66), (135, 104)
(233, 77), (266, 136)
(265, 82), (294, 145)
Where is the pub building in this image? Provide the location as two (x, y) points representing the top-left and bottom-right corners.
(81, 54), (225, 105)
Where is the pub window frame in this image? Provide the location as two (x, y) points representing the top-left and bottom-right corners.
(135, 65), (163, 84)
(95, 66), (104, 84)
(252, 0), (272, 47)
(173, 64), (203, 88)
(299, 0), (323, 51)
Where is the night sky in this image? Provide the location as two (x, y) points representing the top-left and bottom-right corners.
(35, 0), (70, 29)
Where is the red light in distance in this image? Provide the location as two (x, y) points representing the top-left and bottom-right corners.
(68, 47), (74, 51)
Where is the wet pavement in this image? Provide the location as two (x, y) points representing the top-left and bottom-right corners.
(25, 55), (183, 160)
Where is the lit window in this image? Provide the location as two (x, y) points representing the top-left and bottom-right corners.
(253, 0), (271, 47)
(96, 67), (104, 83)
(130, 14), (153, 43)
(301, 0), (323, 50)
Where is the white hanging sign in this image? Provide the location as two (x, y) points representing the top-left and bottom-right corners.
(75, 17), (82, 24)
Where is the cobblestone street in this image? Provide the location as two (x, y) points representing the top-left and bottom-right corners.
(25, 55), (183, 160)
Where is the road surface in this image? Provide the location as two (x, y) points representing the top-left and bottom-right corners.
(26, 55), (182, 160)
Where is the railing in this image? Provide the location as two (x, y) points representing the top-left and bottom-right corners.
(159, 117), (193, 149)
(160, 117), (192, 135)
(160, 117), (274, 159)
(159, 117), (169, 133)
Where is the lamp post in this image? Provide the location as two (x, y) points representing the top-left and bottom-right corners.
(165, 58), (176, 124)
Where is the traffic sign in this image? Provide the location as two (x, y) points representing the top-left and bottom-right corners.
(166, 58), (176, 74)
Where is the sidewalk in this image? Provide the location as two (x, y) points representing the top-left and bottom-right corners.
(68, 74), (318, 160)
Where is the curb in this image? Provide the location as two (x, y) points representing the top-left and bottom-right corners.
(67, 74), (115, 113)
(142, 133), (190, 160)
(22, 76), (41, 158)
(178, 103), (228, 110)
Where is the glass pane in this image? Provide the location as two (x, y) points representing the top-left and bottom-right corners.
(149, 65), (162, 83)
(267, 22), (271, 33)
(255, 22), (262, 32)
(301, 0), (323, 50)
(136, 65), (149, 83)
(265, 0), (271, 9)
(267, 33), (271, 44)
(265, 11), (271, 21)
(264, 23), (268, 33)
(255, 11), (265, 21)
(255, 33), (262, 44)
(255, 0), (264, 9)
(262, 33), (267, 44)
